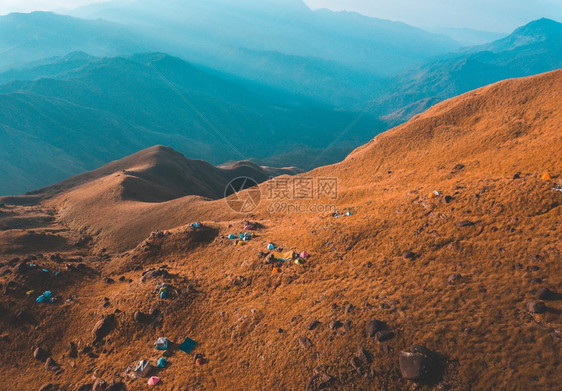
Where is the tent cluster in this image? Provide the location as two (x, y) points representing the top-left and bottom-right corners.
(36, 290), (55, 303)
(265, 244), (310, 266)
(228, 232), (255, 245)
(128, 336), (201, 386)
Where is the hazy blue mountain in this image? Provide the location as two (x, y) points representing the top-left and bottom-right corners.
(425, 27), (507, 46)
(0, 12), (152, 72)
(0, 51), (97, 85)
(375, 18), (562, 125)
(469, 18), (562, 53)
(65, 0), (459, 107)
(0, 53), (381, 195)
(0, 5), (457, 108)
(70, 0), (458, 75)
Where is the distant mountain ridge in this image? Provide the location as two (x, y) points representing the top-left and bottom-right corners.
(471, 17), (561, 52)
(374, 18), (562, 124)
(69, 0), (458, 73)
(0, 12), (151, 71)
(0, 52), (380, 195)
(64, 0), (460, 106)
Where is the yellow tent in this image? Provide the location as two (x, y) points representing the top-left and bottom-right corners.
(273, 251), (294, 261)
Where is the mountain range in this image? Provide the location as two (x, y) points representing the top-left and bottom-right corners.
(0, 52), (380, 195)
(69, 0), (458, 74)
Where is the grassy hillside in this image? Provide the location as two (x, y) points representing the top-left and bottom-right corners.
(0, 70), (559, 390)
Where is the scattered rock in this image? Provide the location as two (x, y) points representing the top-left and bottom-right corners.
(66, 342), (78, 359)
(298, 337), (313, 350)
(457, 220), (475, 227)
(328, 320), (342, 330)
(402, 251), (416, 260)
(320, 373), (334, 388)
(342, 320), (352, 332)
(535, 287), (555, 300)
(448, 273), (462, 284)
(134, 311), (151, 324)
(513, 172), (521, 179)
(366, 319), (386, 337)
(38, 384), (53, 391)
(357, 347), (372, 364)
(45, 357), (60, 371)
(140, 268), (170, 283)
(350, 356), (363, 374)
(444, 195), (454, 203)
(306, 372), (335, 391)
(527, 301), (547, 314)
(104, 277), (115, 284)
(92, 314), (116, 343)
(34, 347), (48, 361)
(81, 346), (92, 354)
(344, 304), (354, 313)
(453, 164), (465, 170)
(4, 280), (20, 295)
(307, 320), (320, 330)
(15, 262), (28, 275)
(399, 345), (440, 383)
(375, 330), (395, 342)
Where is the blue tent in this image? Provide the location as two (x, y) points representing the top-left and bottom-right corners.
(178, 337), (197, 354)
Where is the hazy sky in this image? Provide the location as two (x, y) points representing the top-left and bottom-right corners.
(0, 0), (560, 32)
(305, 0), (562, 32)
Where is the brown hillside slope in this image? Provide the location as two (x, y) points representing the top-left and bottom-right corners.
(0, 70), (560, 391)
(10, 146), (299, 252)
(32, 145), (300, 202)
